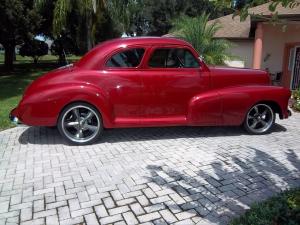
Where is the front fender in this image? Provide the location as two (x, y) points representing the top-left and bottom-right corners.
(219, 85), (291, 125)
(187, 85), (290, 126)
(17, 83), (114, 127)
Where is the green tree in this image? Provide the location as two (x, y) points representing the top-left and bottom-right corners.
(132, 0), (233, 36)
(35, 0), (106, 51)
(50, 32), (78, 65)
(0, 0), (41, 70)
(93, 9), (122, 43)
(170, 13), (233, 65)
(35, 0), (121, 55)
(35, 0), (56, 37)
(108, 0), (143, 36)
(19, 39), (48, 64)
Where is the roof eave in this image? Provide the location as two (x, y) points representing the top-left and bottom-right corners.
(250, 14), (300, 22)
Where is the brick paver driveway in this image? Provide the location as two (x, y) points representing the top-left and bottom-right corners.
(0, 113), (300, 225)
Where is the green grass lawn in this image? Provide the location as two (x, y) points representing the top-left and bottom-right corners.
(0, 54), (80, 64)
(230, 188), (300, 225)
(0, 54), (81, 130)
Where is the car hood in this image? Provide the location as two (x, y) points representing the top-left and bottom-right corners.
(209, 66), (270, 88)
(209, 66), (268, 75)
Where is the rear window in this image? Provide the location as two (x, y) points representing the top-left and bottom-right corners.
(106, 48), (145, 68)
(148, 48), (200, 68)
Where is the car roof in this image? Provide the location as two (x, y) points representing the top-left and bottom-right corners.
(98, 37), (192, 47)
(76, 37), (196, 69)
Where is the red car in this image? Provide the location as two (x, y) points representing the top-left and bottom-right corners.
(10, 37), (291, 144)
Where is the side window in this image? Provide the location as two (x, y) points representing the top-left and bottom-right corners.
(106, 48), (145, 68)
(148, 48), (200, 68)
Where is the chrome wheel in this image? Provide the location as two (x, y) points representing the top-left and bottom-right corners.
(245, 104), (274, 134)
(60, 105), (101, 143)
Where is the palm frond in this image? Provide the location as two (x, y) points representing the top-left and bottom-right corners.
(171, 13), (233, 65)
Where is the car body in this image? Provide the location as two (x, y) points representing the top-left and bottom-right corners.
(10, 37), (291, 144)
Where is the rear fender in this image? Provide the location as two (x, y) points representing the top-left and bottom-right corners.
(19, 83), (114, 127)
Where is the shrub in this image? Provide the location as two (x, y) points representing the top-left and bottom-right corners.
(19, 39), (48, 64)
(230, 188), (300, 225)
(50, 34), (78, 65)
(292, 87), (300, 111)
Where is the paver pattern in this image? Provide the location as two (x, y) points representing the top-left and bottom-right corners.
(0, 113), (300, 225)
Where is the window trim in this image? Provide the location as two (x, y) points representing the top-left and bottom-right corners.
(146, 45), (201, 70)
(104, 46), (146, 70)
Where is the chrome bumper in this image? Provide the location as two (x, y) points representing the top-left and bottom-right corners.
(9, 108), (21, 125)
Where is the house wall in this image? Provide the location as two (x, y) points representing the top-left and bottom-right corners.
(227, 40), (254, 68)
(261, 23), (300, 74)
(224, 23), (300, 76)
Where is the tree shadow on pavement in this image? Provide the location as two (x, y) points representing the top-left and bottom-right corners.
(145, 148), (300, 225)
(18, 123), (287, 145)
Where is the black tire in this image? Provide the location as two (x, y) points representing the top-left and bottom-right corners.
(243, 103), (275, 135)
(57, 102), (103, 145)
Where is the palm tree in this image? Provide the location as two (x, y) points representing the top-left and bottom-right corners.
(35, 0), (106, 50)
(170, 13), (233, 65)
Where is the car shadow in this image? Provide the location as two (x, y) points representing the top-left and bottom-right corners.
(18, 123), (287, 145)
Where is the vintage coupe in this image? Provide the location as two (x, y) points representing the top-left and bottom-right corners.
(10, 37), (291, 144)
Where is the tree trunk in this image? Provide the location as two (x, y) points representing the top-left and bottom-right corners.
(4, 44), (15, 70)
(13, 50), (16, 61)
(86, 29), (92, 51)
(58, 53), (66, 66)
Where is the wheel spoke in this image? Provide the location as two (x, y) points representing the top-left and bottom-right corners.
(82, 111), (94, 123)
(72, 108), (80, 120)
(75, 129), (83, 138)
(85, 124), (98, 132)
(260, 120), (267, 126)
(261, 110), (268, 117)
(65, 121), (79, 127)
(253, 106), (259, 114)
(250, 120), (258, 129)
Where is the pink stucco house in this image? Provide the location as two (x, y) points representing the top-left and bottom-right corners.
(209, 2), (300, 90)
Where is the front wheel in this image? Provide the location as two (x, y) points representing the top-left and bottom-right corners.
(244, 104), (275, 134)
(58, 103), (103, 145)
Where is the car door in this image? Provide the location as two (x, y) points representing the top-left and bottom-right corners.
(140, 45), (211, 125)
(102, 47), (145, 126)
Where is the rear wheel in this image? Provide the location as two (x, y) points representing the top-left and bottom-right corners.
(58, 103), (103, 145)
(244, 103), (275, 134)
